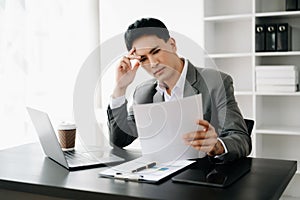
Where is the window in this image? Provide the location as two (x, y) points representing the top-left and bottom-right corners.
(0, 0), (99, 149)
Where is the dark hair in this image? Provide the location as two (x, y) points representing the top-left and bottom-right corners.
(124, 18), (170, 51)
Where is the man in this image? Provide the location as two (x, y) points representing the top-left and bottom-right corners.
(107, 18), (251, 162)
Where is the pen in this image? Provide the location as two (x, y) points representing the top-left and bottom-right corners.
(131, 162), (157, 173)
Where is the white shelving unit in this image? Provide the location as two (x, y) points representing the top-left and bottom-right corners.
(203, 0), (300, 199)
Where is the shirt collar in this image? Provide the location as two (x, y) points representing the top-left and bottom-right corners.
(156, 58), (188, 96)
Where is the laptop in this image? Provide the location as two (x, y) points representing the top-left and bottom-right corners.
(27, 107), (124, 170)
(172, 157), (251, 188)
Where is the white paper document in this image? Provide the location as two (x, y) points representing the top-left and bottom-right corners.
(99, 156), (195, 183)
(132, 94), (206, 162)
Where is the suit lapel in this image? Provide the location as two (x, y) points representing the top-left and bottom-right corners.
(183, 61), (200, 97)
(153, 91), (164, 103)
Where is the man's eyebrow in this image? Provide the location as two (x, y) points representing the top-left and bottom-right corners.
(135, 46), (160, 58)
(149, 46), (159, 54)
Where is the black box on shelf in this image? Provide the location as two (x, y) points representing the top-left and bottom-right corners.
(286, 0), (297, 11)
(256, 24), (266, 52)
(266, 24), (277, 51)
(277, 23), (292, 51)
(298, 0), (300, 9)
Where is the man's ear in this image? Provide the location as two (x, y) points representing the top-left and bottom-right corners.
(168, 37), (177, 52)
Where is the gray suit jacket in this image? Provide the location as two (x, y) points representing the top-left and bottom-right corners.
(107, 61), (252, 162)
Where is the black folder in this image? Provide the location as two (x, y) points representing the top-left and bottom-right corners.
(266, 24), (277, 51)
(286, 0), (297, 11)
(255, 24), (266, 52)
(172, 157), (251, 188)
(277, 23), (292, 51)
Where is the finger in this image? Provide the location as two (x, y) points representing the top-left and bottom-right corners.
(127, 47), (141, 60)
(119, 60), (130, 71)
(127, 54), (141, 60)
(182, 131), (207, 141)
(188, 138), (216, 147)
(193, 145), (212, 152)
(132, 60), (140, 71)
(121, 57), (132, 68)
(197, 119), (210, 131)
(182, 130), (209, 140)
(128, 47), (136, 55)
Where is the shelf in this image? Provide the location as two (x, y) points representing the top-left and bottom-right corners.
(255, 51), (300, 57)
(204, 0), (300, 197)
(209, 52), (300, 58)
(235, 91), (253, 95)
(255, 92), (300, 96)
(256, 125), (300, 136)
(207, 53), (252, 58)
(204, 14), (252, 22)
(256, 11), (300, 18)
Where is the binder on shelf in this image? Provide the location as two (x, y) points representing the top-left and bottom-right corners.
(266, 24), (277, 51)
(255, 24), (266, 52)
(277, 23), (292, 51)
(286, 0), (297, 11)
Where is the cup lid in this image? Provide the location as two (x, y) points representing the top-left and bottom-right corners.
(57, 121), (76, 130)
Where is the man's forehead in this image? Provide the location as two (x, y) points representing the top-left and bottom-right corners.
(132, 35), (166, 48)
(134, 46), (156, 54)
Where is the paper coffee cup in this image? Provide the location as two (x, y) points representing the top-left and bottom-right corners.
(57, 122), (76, 150)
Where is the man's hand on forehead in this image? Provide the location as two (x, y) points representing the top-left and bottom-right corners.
(126, 47), (141, 60)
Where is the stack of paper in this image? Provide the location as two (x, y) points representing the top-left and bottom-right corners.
(256, 65), (299, 92)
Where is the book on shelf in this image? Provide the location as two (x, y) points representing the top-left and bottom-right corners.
(256, 65), (299, 78)
(256, 70), (298, 78)
(256, 65), (297, 71)
(256, 84), (299, 92)
(256, 78), (298, 85)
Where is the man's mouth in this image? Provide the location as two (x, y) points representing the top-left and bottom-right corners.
(153, 67), (165, 75)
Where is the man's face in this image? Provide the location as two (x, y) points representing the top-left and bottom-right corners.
(132, 35), (181, 83)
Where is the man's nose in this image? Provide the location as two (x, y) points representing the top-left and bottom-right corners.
(148, 56), (158, 67)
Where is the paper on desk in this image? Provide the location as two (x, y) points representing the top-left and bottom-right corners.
(133, 94), (206, 163)
(99, 156), (195, 183)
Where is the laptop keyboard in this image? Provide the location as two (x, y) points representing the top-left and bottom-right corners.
(64, 150), (98, 165)
(63, 149), (124, 167)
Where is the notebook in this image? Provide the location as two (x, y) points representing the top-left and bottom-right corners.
(172, 157), (251, 187)
(27, 107), (124, 170)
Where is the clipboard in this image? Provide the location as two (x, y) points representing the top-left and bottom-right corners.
(99, 157), (195, 183)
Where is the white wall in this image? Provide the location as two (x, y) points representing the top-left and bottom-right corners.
(99, 0), (203, 45)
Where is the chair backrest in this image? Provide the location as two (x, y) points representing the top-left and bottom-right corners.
(244, 119), (254, 136)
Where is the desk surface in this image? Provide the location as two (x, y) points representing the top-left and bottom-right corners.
(0, 143), (296, 200)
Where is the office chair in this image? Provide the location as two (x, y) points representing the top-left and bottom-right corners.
(244, 119), (254, 136)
